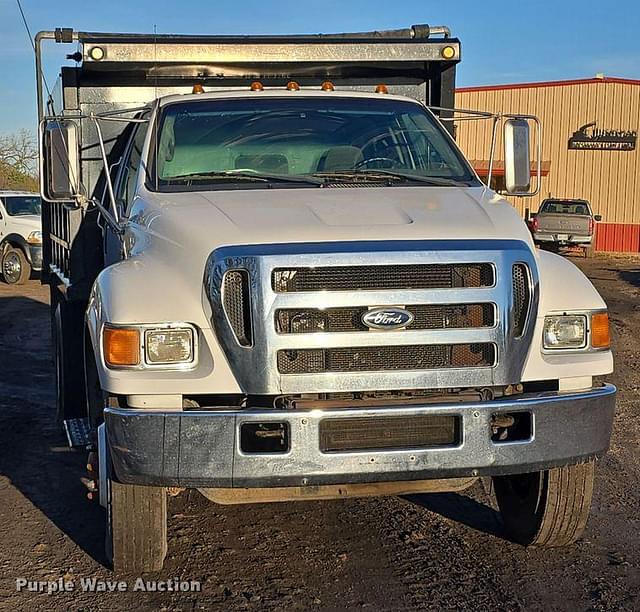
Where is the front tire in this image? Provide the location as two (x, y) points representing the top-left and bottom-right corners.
(2, 246), (30, 284)
(106, 479), (168, 572)
(493, 461), (596, 547)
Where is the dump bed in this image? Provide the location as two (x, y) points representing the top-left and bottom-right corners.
(36, 24), (460, 296)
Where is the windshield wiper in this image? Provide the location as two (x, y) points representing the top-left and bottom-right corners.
(313, 170), (465, 186)
(163, 170), (324, 186)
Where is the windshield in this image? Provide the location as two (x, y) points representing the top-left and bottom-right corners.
(3, 196), (41, 216)
(154, 97), (478, 190)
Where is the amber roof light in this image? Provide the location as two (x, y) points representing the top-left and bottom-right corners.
(250, 81), (264, 91)
(441, 45), (456, 60)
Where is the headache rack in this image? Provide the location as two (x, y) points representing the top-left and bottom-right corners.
(35, 24), (460, 297)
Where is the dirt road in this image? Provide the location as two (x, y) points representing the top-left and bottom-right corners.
(0, 256), (638, 611)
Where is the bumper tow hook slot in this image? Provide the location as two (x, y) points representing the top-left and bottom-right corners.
(491, 414), (516, 441)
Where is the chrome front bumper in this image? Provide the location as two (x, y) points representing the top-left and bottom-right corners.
(105, 384), (616, 488)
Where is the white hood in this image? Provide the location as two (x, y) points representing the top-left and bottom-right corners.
(131, 186), (534, 259)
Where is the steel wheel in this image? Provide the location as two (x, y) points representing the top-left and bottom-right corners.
(2, 247), (30, 284)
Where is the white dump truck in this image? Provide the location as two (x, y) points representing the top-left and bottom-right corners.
(36, 25), (615, 572)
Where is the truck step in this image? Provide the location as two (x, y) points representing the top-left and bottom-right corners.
(63, 417), (91, 448)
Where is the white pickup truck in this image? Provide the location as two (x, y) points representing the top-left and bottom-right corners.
(36, 25), (615, 572)
(0, 191), (42, 284)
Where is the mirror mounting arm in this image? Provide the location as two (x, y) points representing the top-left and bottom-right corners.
(91, 116), (121, 227)
(90, 198), (126, 236)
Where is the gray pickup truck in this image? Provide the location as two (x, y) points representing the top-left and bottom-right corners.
(530, 198), (601, 253)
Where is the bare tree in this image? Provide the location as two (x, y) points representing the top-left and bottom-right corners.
(0, 130), (39, 191)
(0, 129), (38, 176)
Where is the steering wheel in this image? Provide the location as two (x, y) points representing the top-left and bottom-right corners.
(353, 157), (401, 170)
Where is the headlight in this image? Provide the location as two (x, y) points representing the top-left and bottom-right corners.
(145, 328), (194, 365)
(27, 231), (42, 245)
(543, 315), (587, 349)
(103, 324), (196, 368)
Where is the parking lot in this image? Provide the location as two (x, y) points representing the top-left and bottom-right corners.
(0, 255), (638, 611)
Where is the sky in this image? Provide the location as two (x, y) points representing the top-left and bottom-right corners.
(0, 0), (638, 134)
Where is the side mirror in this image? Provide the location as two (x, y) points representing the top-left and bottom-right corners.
(503, 118), (531, 195)
(41, 119), (80, 201)
(594, 215), (602, 222)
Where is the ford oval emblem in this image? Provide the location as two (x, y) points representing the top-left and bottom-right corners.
(362, 307), (414, 330)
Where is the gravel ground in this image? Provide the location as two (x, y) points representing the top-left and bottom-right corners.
(0, 255), (638, 611)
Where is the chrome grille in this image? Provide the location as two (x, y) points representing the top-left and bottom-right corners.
(512, 264), (531, 337)
(272, 263), (494, 293)
(222, 270), (252, 346)
(206, 240), (539, 394)
(275, 304), (495, 334)
(277, 343), (496, 374)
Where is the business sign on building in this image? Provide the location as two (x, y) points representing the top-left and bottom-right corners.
(569, 121), (637, 151)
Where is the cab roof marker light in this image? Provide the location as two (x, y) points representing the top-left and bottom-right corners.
(192, 83), (205, 94)
(375, 84), (389, 94)
(250, 81), (264, 91)
(286, 81), (300, 91)
(321, 81), (335, 91)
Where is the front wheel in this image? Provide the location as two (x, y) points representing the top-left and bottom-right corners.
(493, 460), (596, 547)
(2, 246), (30, 284)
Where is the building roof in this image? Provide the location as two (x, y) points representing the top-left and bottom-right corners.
(457, 76), (640, 93)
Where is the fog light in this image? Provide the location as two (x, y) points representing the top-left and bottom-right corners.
(543, 315), (587, 349)
(145, 328), (194, 364)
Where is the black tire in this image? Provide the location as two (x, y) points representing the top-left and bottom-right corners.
(2, 246), (30, 284)
(106, 479), (168, 572)
(83, 339), (167, 572)
(493, 461), (595, 547)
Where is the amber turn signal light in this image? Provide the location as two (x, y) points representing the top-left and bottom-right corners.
(591, 312), (610, 349)
(103, 326), (140, 367)
(441, 45), (456, 60)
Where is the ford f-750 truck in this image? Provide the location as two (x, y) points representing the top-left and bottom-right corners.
(35, 25), (615, 572)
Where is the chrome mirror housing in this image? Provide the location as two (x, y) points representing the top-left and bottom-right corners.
(503, 118), (531, 195)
